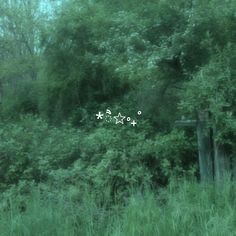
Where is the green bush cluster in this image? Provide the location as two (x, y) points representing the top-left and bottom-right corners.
(0, 115), (195, 199)
(0, 116), (81, 189)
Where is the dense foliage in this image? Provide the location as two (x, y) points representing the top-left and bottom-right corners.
(0, 0), (236, 234)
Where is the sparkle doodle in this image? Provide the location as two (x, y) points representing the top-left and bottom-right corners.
(95, 109), (142, 127)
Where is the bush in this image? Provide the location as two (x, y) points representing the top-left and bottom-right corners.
(0, 115), (81, 188)
(0, 115), (195, 199)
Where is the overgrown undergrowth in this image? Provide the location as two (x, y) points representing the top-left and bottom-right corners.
(1, 178), (236, 236)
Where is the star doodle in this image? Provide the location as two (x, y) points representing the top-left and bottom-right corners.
(96, 111), (104, 120)
(131, 120), (137, 127)
(114, 112), (126, 124)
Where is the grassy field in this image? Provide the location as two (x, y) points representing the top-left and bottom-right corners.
(1, 178), (236, 236)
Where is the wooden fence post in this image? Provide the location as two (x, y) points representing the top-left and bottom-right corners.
(175, 111), (214, 182)
(196, 111), (214, 182)
(213, 125), (231, 182)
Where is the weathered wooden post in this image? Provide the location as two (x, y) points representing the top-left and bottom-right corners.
(196, 111), (214, 182)
(176, 110), (234, 182)
(232, 158), (236, 180)
(213, 124), (231, 182)
(0, 86), (2, 104)
(175, 111), (214, 182)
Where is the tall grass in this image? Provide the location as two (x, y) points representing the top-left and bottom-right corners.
(1, 178), (236, 236)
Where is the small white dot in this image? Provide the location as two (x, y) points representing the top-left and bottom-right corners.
(127, 117), (131, 122)
(137, 111), (142, 115)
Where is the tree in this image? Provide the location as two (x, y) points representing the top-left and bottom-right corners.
(0, 0), (51, 116)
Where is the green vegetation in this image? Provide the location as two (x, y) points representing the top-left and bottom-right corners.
(1, 178), (236, 236)
(0, 0), (236, 235)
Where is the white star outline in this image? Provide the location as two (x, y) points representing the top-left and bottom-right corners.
(114, 112), (126, 124)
